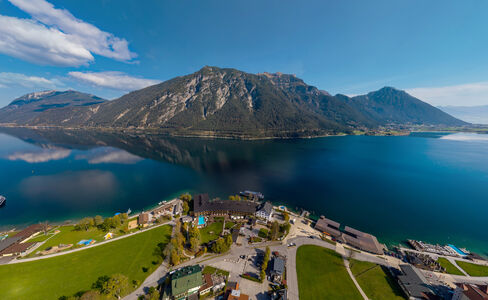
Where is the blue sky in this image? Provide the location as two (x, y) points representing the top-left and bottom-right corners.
(1, 0), (488, 107)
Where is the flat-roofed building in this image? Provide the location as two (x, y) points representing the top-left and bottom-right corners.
(314, 216), (341, 238)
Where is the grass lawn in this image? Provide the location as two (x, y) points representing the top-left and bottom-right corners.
(296, 245), (362, 300)
(437, 258), (464, 275)
(258, 228), (269, 239)
(351, 260), (406, 300)
(225, 221), (236, 229)
(200, 221), (223, 244)
(456, 260), (488, 276)
(0, 225), (172, 300)
(26, 226), (108, 257)
(202, 265), (230, 278)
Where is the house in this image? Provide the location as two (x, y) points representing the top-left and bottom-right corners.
(270, 257), (286, 283)
(225, 282), (249, 300)
(397, 265), (438, 300)
(256, 202), (274, 222)
(452, 283), (488, 300)
(198, 273), (213, 295)
(138, 212), (150, 227)
(170, 265), (203, 299)
(128, 219), (138, 230)
(0, 224), (44, 257)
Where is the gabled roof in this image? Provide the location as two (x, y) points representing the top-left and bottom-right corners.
(271, 257), (285, 275)
(258, 202), (273, 215)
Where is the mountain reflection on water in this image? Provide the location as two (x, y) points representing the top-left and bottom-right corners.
(1, 127), (488, 256)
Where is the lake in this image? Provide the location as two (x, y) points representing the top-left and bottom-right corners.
(1, 127), (488, 255)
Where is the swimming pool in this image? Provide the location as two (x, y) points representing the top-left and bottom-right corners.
(198, 216), (205, 226)
(448, 244), (467, 256)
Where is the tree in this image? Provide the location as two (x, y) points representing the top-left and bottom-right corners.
(145, 287), (160, 300)
(94, 215), (104, 227)
(76, 217), (94, 231)
(211, 237), (227, 253)
(190, 237), (200, 251)
(182, 201), (189, 215)
(92, 275), (110, 291)
(175, 232), (185, 250)
(80, 290), (102, 300)
(189, 225), (200, 240)
(225, 234), (233, 248)
(113, 215), (121, 226)
(270, 221), (280, 240)
(102, 274), (130, 299)
(170, 249), (180, 265)
(283, 212), (290, 222)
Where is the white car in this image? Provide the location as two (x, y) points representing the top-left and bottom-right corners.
(287, 242), (296, 247)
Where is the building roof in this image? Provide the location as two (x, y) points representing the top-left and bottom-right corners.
(343, 226), (384, 254)
(314, 217), (341, 237)
(0, 235), (22, 252)
(258, 202), (273, 215)
(16, 224), (44, 240)
(398, 265), (435, 299)
(171, 265), (203, 296)
(271, 257), (285, 275)
(0, 242), (35, 255)
(193, 194), (258, 215)
(138, 213), (149, 224)
(456, 283), (488, 300)
(199, 274), (214, 293)
(227, 289), (249, 300)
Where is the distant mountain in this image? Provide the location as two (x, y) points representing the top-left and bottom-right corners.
(0, 90), (105, 125)
(438, 105), (488, 125)
(0, 67), (467, 138)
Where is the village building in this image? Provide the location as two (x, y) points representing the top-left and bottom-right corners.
(270, 256), (286, 283)
(256, 201), (274, 222)
(224, 282), (249, 300)
(138, 212), (150, 227)
(452, 283), (488, 300)
(166, 265), (203, 300)
(397, 265), (437, 300)
(0, 224), (43, 257)
(193, 194), (258, 217)
(314, 216), (384, 255)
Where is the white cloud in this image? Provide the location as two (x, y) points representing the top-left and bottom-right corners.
(69, 71), (160, 91)
(8, 148), (71, 163)
(0, 0), (136, 66)
(407, 82), (488, 107)
(0, 72), (62, 89)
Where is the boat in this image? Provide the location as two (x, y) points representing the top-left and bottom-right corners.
(0, 196), (6, 207)
(239, 190), (264, 200)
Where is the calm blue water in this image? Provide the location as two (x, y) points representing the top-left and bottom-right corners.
(0, 128), (488, 255)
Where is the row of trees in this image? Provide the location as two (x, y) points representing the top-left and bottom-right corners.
(75, 213), (128, 232)
(164, 219), (204, 266)
(260, 246), (271, 281)
(179, 194), (192, 215)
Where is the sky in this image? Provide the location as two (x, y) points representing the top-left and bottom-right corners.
(1, 0), (488, 107)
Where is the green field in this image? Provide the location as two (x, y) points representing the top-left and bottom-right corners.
(26, 225), (108, 257)
(456, 260), (488, 277)
(202, 265), (230, 278)
(0, 225), (172, 300)
(296, 245), (362, 300)
(437, 258), (464, 275)
(200, 221), (223, 244)
(351, 260), (406, 300)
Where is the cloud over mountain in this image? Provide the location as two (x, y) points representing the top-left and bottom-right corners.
(0, 0), (136, 66)
(68, 71), (160, 91)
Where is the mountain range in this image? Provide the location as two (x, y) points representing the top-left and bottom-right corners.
(0, 66), (467, 138)
(438, 105), (488, 125)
